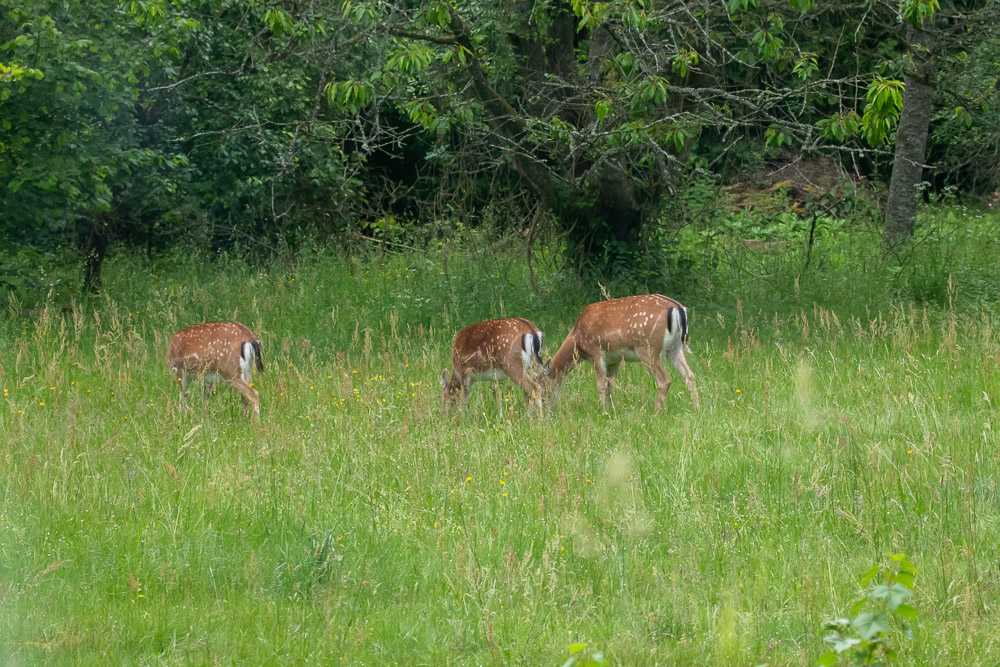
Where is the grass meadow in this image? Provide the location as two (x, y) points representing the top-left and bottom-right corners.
(2, 219), (1000, 665)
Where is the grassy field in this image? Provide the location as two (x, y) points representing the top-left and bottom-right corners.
(2, 224), (1000, 665)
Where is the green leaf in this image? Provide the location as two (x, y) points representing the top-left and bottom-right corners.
(764, 125), (790, 147)
(885, 583), (912, 611)
(569, 643), (588, 654)
(817, 651), (839, 667)
(870, 584), (891, 599)
(436, 4), (451, 28)
(901, 0), (940, 26)
(595, 100), (610, 123)
(899, 558), (919, 575)
(823, 619), (851, 632)
(833, 636), (862, 653)
(852, 612), (889, 640)
(895, 603), (918, 620)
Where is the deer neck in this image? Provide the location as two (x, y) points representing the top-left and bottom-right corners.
(548, 333), (581, 385)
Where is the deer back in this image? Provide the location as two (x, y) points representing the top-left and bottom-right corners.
(449, 318), (543, 378)
(168, 321), (262, 380)
(548, 295), (689, 379)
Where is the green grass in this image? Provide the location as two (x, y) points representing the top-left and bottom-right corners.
(3, 223), (1000, 664)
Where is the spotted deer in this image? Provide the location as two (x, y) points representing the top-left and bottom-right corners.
(441, 318), (545, 412)
(542, 295), (700, 410)
(168, 321), (264, 422)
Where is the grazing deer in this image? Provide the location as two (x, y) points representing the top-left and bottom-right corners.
(168, 321), (263, 422)
(542, 295), (700, 410)
(441, 318), (545, 412)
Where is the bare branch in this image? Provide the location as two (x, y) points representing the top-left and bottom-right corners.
(388, 27), (458, 45)
(145, 69), (243, 92)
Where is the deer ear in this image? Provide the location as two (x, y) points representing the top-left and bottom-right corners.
(440, 369), (449, 389)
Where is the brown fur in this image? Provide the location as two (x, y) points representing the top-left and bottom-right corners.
(544, 295), (700, 410)
(167, 321), (263, 422)
(441, 318), (544, 412)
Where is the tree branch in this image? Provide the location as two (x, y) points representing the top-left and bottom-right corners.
(388, 27), (458, 45)
(145, 69), (243, 92)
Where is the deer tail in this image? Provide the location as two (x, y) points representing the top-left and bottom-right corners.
(522, 330), (544, 367)
(242, 340), (264, 373)
(252, 340), (263, 373)
(677, 307), (691, 354)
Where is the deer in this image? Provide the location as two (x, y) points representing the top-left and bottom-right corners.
(541, 294), (700, 410)
(167, 321), (264, 422)
(441, 318), (545, 413)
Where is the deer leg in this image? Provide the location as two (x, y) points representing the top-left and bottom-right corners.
(174, 367), (190, 406)
(494, 381), (504, 419)
(594, 356), (611, 408)
(459, 371), (474, 412)
(523, 387), (543, 416)
(668, 348), (700, 410)
(604, 361), (621, 405)
(506, 363), (544, 414)
(528, 377), (544, 414)
(636, 347), (671, 410)
(228, 378), (260, 423)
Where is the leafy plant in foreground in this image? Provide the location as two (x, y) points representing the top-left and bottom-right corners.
(818, 554), (918, 666)
(561, 642), (607, 667)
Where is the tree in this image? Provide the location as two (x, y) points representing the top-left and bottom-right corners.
(0, 0), (362, 292)
(153, 2), (365, 251)
(332, 0), (954, 274)
(883, 24), (935, 248)
(0, 0), (196, 292)
(928, 34), (1000, 192)
(883, 0), (1000, 248)
(4, 0), (996, 287)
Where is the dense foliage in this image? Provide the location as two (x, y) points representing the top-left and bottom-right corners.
(1, 0), (998, 286)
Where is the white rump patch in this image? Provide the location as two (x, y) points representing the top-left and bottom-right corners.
(661, 308), (682, 356)
(240, 342), (254, 382)
(520, 333), (534, 369)
(521, 346), (532, 370)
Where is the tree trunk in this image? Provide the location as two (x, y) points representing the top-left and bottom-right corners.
(83, 217), (109, 294)
(559, 162), (644, 272)
(595, 162), (641, 243)
(883, 26), (934, 248)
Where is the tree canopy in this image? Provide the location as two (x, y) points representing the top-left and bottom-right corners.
(2, 0), (997, 290)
